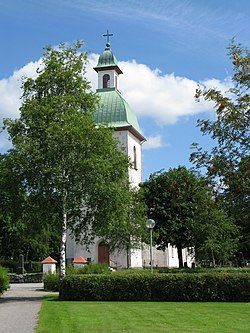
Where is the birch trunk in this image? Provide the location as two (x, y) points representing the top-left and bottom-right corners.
(60, 191), (67, 279)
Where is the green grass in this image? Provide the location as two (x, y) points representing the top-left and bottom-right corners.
(36, 296), (249, 333)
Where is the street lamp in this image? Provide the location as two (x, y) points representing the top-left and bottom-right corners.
(146, 219), (155, 273)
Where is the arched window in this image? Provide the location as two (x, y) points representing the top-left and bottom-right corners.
(133, 146), (137, 170)
(103, 74), (110, 88)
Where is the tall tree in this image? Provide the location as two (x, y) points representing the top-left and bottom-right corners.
(140, 166), (237, 267)
(3, 42), (133, 278)
(190, 40), (250, 259)
(0, 152), (61, 261)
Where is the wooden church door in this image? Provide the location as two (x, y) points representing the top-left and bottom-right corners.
(98, 241), (109, 264)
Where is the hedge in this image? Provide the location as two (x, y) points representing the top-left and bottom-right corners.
(43, 273), (60, 292)
(66, 263), (111, 275)
(59, 273), (250, 302)
(157, 267), (250, 274)
(0, 266), (9, 295)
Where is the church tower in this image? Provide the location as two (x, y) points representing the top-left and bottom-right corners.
(67, 32), (145, 268)
(67, 33), (193, 269)
(93, 31), (145, 189)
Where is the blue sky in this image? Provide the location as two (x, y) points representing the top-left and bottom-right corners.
(0, 0), (249, 179)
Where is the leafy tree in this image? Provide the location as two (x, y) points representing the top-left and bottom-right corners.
(192, 202), (238, 266)
(190, 40), (250, 259)
(3, 42), (134, 278)
(102, 188), (147, 268)
(0, 153), (61, 261)
(140, 166), (237, 267)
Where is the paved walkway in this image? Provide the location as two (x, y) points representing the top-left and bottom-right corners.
(0, 283), (57, 333)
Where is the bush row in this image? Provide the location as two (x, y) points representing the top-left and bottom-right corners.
(0, 266), (9, 295)
(66, 263), (111, 275)
(157, 267), (250, 274)
(59, 273), (250, 302)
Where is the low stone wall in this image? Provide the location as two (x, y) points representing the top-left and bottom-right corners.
(8, 273), (43, 283)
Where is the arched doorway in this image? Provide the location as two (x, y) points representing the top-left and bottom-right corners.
(98, 241), (109, 264)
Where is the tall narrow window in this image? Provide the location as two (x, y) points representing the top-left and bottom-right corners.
(133, 146), (137, 170)
(103, 74), (110, 88)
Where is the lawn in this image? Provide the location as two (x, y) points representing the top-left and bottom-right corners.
(36, 296), (249, 333)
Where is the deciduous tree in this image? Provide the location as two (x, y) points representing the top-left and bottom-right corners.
(190, 40), (250, 259)
(3, 42), (133, 278)
(140, 166), (237, 267)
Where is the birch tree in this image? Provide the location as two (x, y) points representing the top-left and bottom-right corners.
(4, 42), (132, 278)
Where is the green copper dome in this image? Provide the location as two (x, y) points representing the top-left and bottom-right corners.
(94, 88), (141, 133)
(94, 44), (118, 69)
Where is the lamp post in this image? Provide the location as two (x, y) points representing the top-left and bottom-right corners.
(146, 219), (155, 273)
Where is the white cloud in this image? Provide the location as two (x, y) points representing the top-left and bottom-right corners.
(143, 135), (169, 150)
(201, 77), (232, 94)
(0, 53), (232, 151)
(0, 60), (42, 125)
(85, 55), (231, 125)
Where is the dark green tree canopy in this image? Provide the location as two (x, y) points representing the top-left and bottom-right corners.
(140, 167), (205, 267)
(140, 166), (237, 267)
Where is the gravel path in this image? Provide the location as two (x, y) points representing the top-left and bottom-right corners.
(0, 283), (57, 333)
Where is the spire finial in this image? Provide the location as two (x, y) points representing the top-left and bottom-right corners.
(103, 30), (113, 48)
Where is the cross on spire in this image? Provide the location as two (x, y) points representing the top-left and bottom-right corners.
(103, 30), (113, 46)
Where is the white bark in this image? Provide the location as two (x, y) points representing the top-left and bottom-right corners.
(60, 189), (67, 279)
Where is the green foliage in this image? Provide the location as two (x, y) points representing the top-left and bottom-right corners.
(0, 153), (62, 261)
(0, 260), (42, 273)
(115, 268), (152, 275)
(157, 267), (250, 274)
(43, 273), (60, 291)
(193, 207), (239, 264)
(66, 263), (111, 275)
(140, 166), (237, 266)
(44, 263), (111, 291)
(190, 40), (250, 258)
(2, 41), (141, 276)
(101, 188), (147, 260)
(0, 266), (9, 294)
(59, 273), (250, 301)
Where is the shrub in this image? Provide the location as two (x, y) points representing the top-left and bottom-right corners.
(157, 267), (250, 274)
(0, 260), (19, 273)
(66, 263), (111, 275)
(24, 261), (42, 273)
(59, 272), (250, 302)
(43, 273), (60, 291)
(43, 263), (111, 291)
(0, 266), (9, 294)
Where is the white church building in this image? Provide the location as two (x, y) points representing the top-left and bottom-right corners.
(66, 35), (193, 269)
